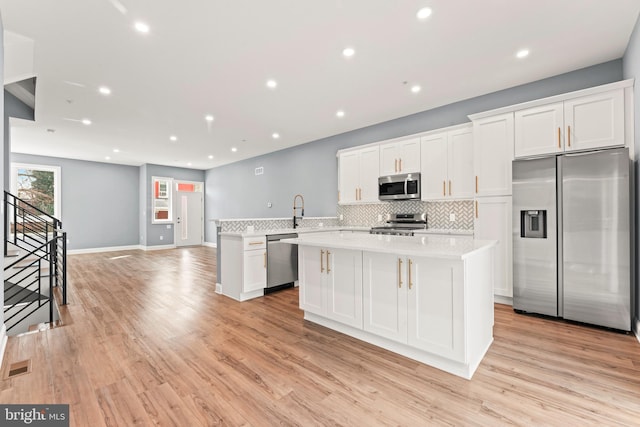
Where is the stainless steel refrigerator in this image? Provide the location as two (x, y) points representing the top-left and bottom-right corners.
(512, 147), (631, 331)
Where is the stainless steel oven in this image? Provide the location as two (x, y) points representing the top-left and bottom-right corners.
(378, 173), (420, 201)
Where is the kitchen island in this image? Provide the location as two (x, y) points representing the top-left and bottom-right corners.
(283, 232), (496, 379)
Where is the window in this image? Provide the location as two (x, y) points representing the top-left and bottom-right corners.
(11, 163), (61, 219)
(152, 176), (173, 223)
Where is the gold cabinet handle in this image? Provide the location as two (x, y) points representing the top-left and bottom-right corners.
(398, 258), (403, 288)
(475, 176), (478, 194)
(443, 180), (446, 196)
(408, 259), (413, 290)
(320, 249), (325, 273)
(448, 180), (452, 196)
(355, 188), (358, 201)
(395, 158), (398, 173)
(263, 252), (267, 268)
(326, 250), (331, 274)
(338, 190), (340, 202)
(399, 158), (402, 172)
(249, 241), (263, 246)
(567, 125), (571, 147)
(358, 188), (362, 200)
(557, 127), (561, 148)
(475, 200), (479, 218)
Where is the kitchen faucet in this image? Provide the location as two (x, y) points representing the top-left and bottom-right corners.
(293, 194), (304, 229)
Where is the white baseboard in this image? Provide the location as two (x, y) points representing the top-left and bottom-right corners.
(635, 319), (640, 344)
(141, 244), (177, 251)
(0, 324), (7, 370)
(68, 245), (142, 255)
(494, 295), (513, 306)
(203, 241), (217, 248)
(215, 283), (222, 294)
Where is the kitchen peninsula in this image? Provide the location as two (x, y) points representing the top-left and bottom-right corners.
(284, 232), (496, 379)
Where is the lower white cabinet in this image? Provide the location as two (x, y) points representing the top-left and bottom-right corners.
(220, 235), (266, 301)
(299, 246), (363, 328)
(474, 196), (513, 299)
(243, 248), (267, 293)
(362, 252), (465, 362)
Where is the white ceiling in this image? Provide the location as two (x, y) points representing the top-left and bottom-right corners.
(1, 0), (639, 170)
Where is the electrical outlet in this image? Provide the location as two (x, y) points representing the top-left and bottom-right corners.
(166, 224), (171, 229)
(160, 235), (164, 241)
(377, 214), (382, 222)
(449, 213), (456, 222)
(267, 202), (272, 208)
(339, 214), (344, 221)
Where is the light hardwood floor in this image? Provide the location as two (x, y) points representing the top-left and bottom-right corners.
(1, 246), (639, 426)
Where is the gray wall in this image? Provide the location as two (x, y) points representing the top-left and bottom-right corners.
(10, 153), (139, 250)
(205, 59), (623, 243)
(141, 164), (205, 246)
(4, 90), (34, 192)
(623, 13), (640, 331)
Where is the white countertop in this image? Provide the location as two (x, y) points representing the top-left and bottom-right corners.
(282, 232), (495, 260)
(220, 226), (370, 238)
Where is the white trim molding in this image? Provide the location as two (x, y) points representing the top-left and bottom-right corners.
(141, 244), (176, 251)
(203, 241), (217, 248)
(635, 319), (640, 344)
(0, 324), (8, 370)
(68, 245), (142, 255)
(494, 295), (513, 306)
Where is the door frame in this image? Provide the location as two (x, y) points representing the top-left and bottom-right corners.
(173, 180), (204, 246)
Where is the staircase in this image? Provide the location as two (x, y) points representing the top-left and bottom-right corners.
(4, 191), (67, 335)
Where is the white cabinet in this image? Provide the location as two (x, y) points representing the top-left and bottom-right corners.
(338, 146), (379, 204)
(299, 246), (363, 328)
(220, 235), (266, 301)
(474, 196), (512, 299)
(380, 137), (421, 175)
(363, 252), (465, 362)
(515, 89), (625, 158)
(421, 125), (474, 200)
(243, 247), (267, 293)
(472, 113), (514, 197)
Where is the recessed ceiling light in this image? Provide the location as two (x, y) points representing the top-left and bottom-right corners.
(105, 156), (111, 160)
(134, 21), (150, 33)
(411, 85), (422, 93)
(272, 133), (280, 139)
(266, 79), (277, 89)
(342, 47), (355, 58)
(205, 115), (214, 122)
(231, 147), (238, 152)
(169, 135), (177, 142)
(113, 148), (120, 153)
(81, 119), (92, 125)
(98, 86), (111, 95)
(187, 162), (192, 166)
(417, 7), (432, 20)
(336, 110), (345, 118)
(208, 155), (214, 159)
(516, 49), (530, 59)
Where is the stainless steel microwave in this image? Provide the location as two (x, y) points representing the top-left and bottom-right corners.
(378, 173), (421, 201)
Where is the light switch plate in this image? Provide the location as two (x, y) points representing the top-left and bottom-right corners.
(449, 213), (456, 222)
(377, 214), (382, 222)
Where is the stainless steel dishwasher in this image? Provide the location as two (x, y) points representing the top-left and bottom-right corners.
(265, 233), (298, 294)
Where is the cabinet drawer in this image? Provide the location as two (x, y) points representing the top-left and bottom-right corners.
(243, 236), (266, 250)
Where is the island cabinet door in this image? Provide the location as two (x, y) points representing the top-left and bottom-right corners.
(299, 246), (326, 315)
(325, 249), (363, 329)
(407, 257), (466, 362)
(362, 252), (408, 343)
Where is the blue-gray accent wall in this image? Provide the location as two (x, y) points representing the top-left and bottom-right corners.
(205, 59), (624, 243)
(623, 12), (640, 332)
(4, 90), (34, 193)
(10, 153), (140, 250)
(141, 164), (205, 247)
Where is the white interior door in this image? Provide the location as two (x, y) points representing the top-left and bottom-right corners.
(176, 191), (202, 246)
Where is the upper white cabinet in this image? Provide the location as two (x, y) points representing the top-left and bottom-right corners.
(379, 136), (421, 175)
(338, 146), (379, 204)
(472, 113), (514, 197)
(515, 89), (625, 158)
(421, 125), (474, 200)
